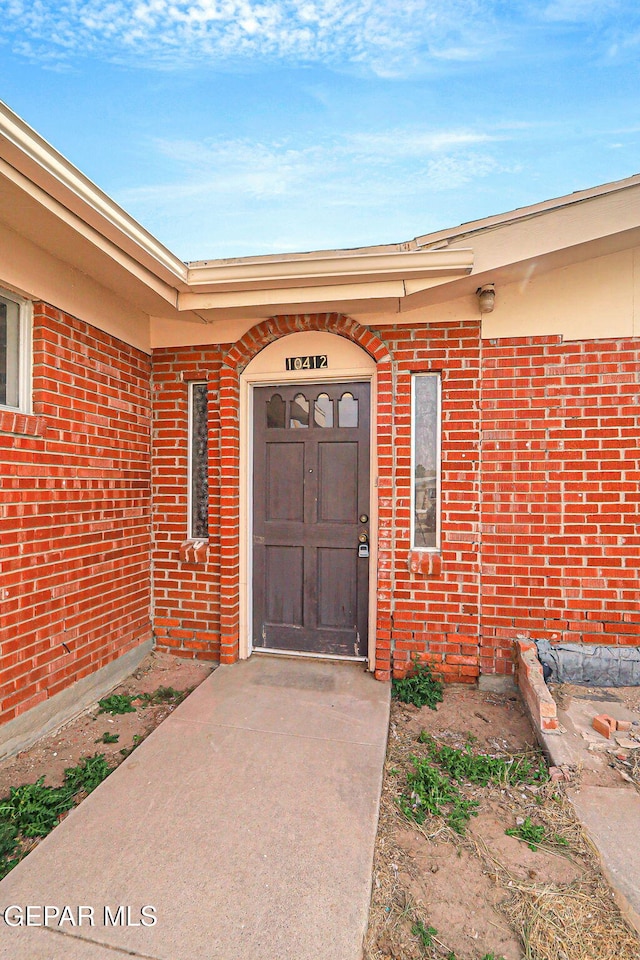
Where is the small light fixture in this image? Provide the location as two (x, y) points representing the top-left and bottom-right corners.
(476, 284), (496, 314)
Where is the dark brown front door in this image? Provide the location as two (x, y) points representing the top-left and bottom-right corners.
(253, 381), (370, 657)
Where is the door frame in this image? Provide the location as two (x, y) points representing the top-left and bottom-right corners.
(239, 338), (378, 670)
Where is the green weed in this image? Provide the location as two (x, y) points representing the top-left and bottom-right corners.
(418, 733), (549, 786)
(398, 755), (479, 834)
(506, 815), (568, 851)
(97, 694), (137, 715)
(392, 658), (443, 710)
(63, 754), (112, 795)
(399, 736), (548, 837)
(412, 919), (437, 948)
(0, 754), (112, 879)
(136, 685), (188, 706)
(96, 731), (119, 744)
(0, 778), (76, 838)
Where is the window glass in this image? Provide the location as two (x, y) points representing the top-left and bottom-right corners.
(338, 392), (358, 427)
(290, 393), (309, 428)
(0, 296), (21, 409)
(189, 382), (209, 539)
(314, 393), (333, 428)
(412, 374), (440, 550)
(266, 393), (286, 428)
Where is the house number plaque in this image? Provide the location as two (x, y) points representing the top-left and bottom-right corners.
(285, 355), (328, 371)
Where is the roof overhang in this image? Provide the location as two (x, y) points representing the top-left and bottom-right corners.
(0, 101), (188, 318)
(179, 248), (474, 319)
(2, 98), (640, 334)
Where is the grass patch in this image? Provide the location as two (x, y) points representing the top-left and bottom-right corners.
(399, 736), (549, 836)
(392, 659), (443, 710)
(398, 755), (479, 834)
(0, 754), (112, 880)
(418, 733), (549, 787)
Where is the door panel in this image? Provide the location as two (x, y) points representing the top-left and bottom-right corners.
(318, 442), (358, 522)
(265, 546), (304, 626)
(265, 442), (305, 521)
(253, 381), (370, 658)
(317, 547), (357, 629)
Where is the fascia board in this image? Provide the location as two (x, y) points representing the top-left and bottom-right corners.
(0, 157), (180, 310)
(185, 248), (474, 293)
(415, 174), (640, 251)
(178, 279), (410, 312)
(0, 101), (188, 286)
(458, 189), (640, 276)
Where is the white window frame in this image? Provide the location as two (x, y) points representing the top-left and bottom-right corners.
(0, 288), (32, 414)
(410, 372), (442, 551)
(187, 380), (209, 541)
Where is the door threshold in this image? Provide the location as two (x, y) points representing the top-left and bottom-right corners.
(253, 648), (368, 664)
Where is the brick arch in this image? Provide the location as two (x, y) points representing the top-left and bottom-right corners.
(225, 311), (391, 371)
(217, 313), (393, 680)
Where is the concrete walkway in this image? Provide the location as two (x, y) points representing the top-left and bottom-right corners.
(0, 656), (390, 960)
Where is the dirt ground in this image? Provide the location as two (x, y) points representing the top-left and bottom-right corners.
(364, 684), (640, 960)
(3, 658), (640, 960)
(0, 651), (213, 800)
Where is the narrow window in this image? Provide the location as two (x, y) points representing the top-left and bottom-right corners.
(0, 290), (31, 412)
(189, 381), (209, 539)
(411, 373), (441, 550)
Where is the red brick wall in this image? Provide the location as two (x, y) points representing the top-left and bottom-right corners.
(151, 318), (481, 682)
(0, 304), (152, 724)
(150, 323), (640, 684)
(480, 335), (640, 674)
(151, 345), (224, 660)
(377, 321), (482, 682)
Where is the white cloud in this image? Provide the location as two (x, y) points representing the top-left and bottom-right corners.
(0, 0), (501, 74)
(116, 125), (510, 243)
(539, 0), (620, 23)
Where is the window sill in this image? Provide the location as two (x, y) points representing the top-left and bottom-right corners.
(179, 539), (210, 565)
(0, 410), (45, 438)
(408, 549), (442, 577)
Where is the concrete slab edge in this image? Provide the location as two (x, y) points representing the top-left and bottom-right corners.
(568, 793), (640, 939)
(360, 698), (392, 958)
(0, 640), (153, 762)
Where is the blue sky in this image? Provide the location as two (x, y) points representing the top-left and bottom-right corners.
(1, 1), (640, 261)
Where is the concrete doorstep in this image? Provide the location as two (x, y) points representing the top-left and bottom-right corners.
(0, 657), (391, 960)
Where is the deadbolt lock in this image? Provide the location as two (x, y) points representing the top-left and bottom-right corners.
(358, 533), (368, 543)
(359, 514), (369, 523)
